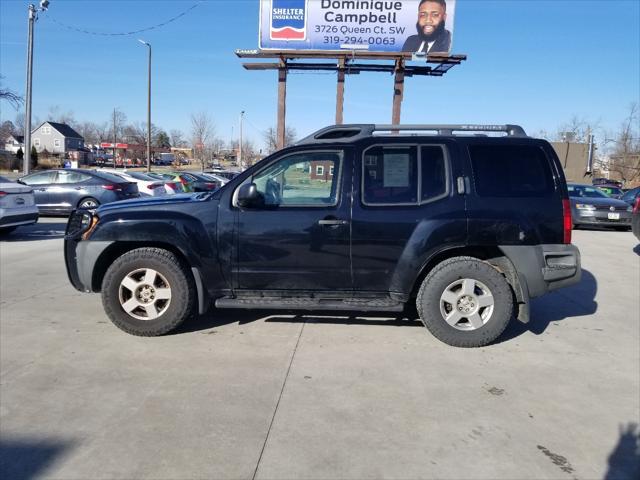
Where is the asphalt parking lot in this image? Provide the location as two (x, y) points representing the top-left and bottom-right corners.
(1, 217), (639, 480)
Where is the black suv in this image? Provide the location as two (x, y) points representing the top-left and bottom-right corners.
(65, 124), (581, 347)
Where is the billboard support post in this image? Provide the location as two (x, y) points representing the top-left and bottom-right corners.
(392, 59), (405, 126)
(277, 62), (287, 150)
(335, 58), (346, 125)
(237, 50), (466, 150)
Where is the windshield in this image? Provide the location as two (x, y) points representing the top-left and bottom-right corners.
(597, 187), (623, 196)
(568, 185), (609, 198)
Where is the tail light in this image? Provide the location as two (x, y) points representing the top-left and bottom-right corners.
(633, 197), (640, 214)
(102, 184), (122, 191)
(147, 183), (164, 190)
(204, 182), (217, 190)
(562, 198), (572, 244)
(0, 191), (7, 197)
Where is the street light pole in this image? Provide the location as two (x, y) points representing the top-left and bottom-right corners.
(138, 39), (151, 172)
(239, 110), (245, 168)
(23, 1), (49, 175)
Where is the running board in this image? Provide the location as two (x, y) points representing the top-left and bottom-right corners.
(214, 296), (404, 312)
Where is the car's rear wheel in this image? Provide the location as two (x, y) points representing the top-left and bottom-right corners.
(78, 197), (100, 209)
(417, 257), (513, 347)
(101, 248), (195, 336)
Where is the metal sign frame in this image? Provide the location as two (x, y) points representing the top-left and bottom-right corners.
(236, 49), (466, 149)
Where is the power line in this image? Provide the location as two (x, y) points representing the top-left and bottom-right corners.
(43, 1), (203, 37)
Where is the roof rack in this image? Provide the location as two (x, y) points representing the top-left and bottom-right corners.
(296, 124), (528, 145)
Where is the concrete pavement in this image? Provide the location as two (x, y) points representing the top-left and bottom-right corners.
(1, 218), (638, 479)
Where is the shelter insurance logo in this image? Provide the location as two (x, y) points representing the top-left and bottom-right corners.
(270, 0), (307, 40)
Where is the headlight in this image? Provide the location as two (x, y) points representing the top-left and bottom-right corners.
(627, 206), (633, 212)
(81, 215), (100, 240)
(575, 204), (596, 210)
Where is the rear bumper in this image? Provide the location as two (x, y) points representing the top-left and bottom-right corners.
(499, 244), (581, 299)
(0, 209), (39, 228)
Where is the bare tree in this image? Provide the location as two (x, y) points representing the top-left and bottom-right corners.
(14, 112), (25, 133)
(170, 129), (187, 148)
(94, 122), (111, 142)
(551, 116), (602, 143)
(0, 76), (23, 110)
(603, 103), (640, 184)
(47, 105), (77, 127)
(190, 112), (215, 171)
(110, 109), (128, 141)
(0, 120), (16, 142)
(263, 126), (297, 154)
(77, 121), (100, 145)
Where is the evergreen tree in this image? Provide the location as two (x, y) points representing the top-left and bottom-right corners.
(30, 146), (38, 170)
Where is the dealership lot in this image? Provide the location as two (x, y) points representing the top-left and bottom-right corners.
(1, 218), (638, 479)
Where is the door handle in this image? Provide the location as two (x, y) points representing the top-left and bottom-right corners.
(318, 219), (349, 226)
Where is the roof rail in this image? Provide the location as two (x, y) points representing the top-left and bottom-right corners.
(296, 124), (527, 145)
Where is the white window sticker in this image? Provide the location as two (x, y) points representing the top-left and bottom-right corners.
(383, 154), (410, 187)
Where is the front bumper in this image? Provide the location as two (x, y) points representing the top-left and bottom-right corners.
(573, 209), (632, 226)
(64, 210), (113, 292)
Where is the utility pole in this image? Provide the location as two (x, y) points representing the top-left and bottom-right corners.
(138, 39), (152, 172)
(23, 1), (50, 175)
(239, 111), (245, 168)
(113, 108), (117, 165)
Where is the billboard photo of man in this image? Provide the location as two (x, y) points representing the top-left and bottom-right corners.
(402, 0), (451, 54)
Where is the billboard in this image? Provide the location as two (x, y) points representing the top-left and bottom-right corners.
(259, 0), (456, 54)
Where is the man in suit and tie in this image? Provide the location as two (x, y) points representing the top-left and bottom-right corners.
(402, 0), (452, 54)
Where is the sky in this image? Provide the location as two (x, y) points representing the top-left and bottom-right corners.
(0, 0), (639, 150)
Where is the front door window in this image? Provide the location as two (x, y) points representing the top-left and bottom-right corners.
(250, 151), (342, 207)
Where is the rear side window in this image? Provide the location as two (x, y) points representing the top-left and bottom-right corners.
(363, 146), (418, 205)
(469, 145), (554, 197)
(56, 171), (92, 184)
(421, 146), (447, 201)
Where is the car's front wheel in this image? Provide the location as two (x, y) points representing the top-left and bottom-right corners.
(101, 248), (196, 336)
(417, 257), (513, 347)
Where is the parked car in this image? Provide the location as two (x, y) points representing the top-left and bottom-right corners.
(568, 183), (633, 230)
(620, 186), (640, 206)
(592, 178), (622, 188)
(630, 197), (640, 241)
(184, 171), (226, 192)
(96, 169), (171, 197)
(19, 169), (139, 215)
(0, 175), (39, 234)
(147, 172), (198, 192)
(205, 168), (239, 180)
(65, 123), (581, 347)
(595, 185), (624, 199)
(146, 172), (191, 193)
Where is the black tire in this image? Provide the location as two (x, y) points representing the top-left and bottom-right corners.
(0, 226), (18, 235)
(78, 197), (100, 209)
(101, 248), (196, 336)
(416, 256), (513, 348)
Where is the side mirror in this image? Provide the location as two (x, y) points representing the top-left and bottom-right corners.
(237, 183), (262, 208)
